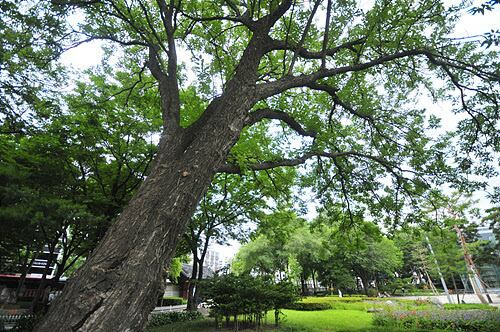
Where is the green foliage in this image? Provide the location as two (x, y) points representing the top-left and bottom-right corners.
(0, 55), (161, 277)
(200, 274), (299, 327)
(167, 255), (188, 283)
(444, 303), (497, 311)
(160, 297), (184, 306)
(0, 0), (68, 133)
(284, 302), (331, 311)
(147, 311), (203, 328)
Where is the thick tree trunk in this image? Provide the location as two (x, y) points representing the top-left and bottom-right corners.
(34, 79), (258, 331)
(34, 18), (270, 330)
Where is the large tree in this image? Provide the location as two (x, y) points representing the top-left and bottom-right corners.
(30, 0), (498, 330)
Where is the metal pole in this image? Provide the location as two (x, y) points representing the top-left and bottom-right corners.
(452, 225), (490, 304)
(425, 235), (454, 304)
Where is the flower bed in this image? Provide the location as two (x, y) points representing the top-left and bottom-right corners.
(373, 309), (500, 332)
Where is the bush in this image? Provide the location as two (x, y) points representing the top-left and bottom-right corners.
(284, 302), (331, 311)
(147, 311), (203, 327)
(160, 296), (184, 306)
(373, 309), (500, 332)
(200, 274), (299, 328)
(366, 288), (378, 297)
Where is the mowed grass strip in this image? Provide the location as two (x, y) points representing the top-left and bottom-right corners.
(147, 309), (443, 331)
(270, 309), (375, 331)
(147, 310), (376, 331)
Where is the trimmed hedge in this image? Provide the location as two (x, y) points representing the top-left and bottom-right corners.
(284, 302), (331, 311)
(444, 303), (497, 311)
(373, 309), (500, 332)
(160, 296), (184, 306)
(147, 311), (203, 327)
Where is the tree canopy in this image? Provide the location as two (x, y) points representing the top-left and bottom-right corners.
(0, 0), (497, 330)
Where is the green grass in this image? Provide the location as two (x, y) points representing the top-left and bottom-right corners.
(272, 309), (378, 331)
(147, 309), (440, 332)
(147, 297), (445, 331)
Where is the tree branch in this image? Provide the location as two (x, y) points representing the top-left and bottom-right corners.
(257, 49), (430, 99)
(246, 108), (316, 137)
(287, 0), (321, 75)
(268, 37), (365, 59)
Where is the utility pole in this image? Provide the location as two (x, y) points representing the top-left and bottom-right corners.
(425, 235), (453, 304)
(453, 224), (491, 304)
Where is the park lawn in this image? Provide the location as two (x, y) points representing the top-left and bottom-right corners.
(271, 309), (377, 331)
(147, 309), (436, 332)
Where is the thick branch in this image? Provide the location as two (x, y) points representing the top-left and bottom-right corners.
(263, 0), (293, 27)
(246, 108), (316, 137)
(268, 37), (365, 59)
(217, 150), (410, 178)
(218, 151), (353, 173)
(257, 49), (430, 99)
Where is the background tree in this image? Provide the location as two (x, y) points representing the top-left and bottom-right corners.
(183, 173), (267, 310)
(0, 0), (68, 134)
(0, 61), (160, 309)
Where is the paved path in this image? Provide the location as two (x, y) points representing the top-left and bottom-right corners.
(398, 293), (500, 308)
(151, 304), (186, 314)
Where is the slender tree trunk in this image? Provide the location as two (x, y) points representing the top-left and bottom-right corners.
(300, 274), (306, 295)
(452, 274), (460, 304)
(186, 254), (198, 311)
(192, 259), (204, 310)
(15, 248), (38, 302)
(31, 246), (56, 313)
(192, 236), (209, 309)
(311, 271), (317, 294)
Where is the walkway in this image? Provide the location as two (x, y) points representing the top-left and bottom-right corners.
(151, 304), (186, 314)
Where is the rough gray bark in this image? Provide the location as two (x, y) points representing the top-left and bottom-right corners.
(35, 99), (255, 331)
(35, 14), (272, 329)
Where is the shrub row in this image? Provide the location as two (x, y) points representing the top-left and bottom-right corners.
(147, 311), (203, 327)
(160, 296), (184, 306)
(373, 309), (500, 332)
(444, 303), (497, 311)
(284, 302), (331, 311)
